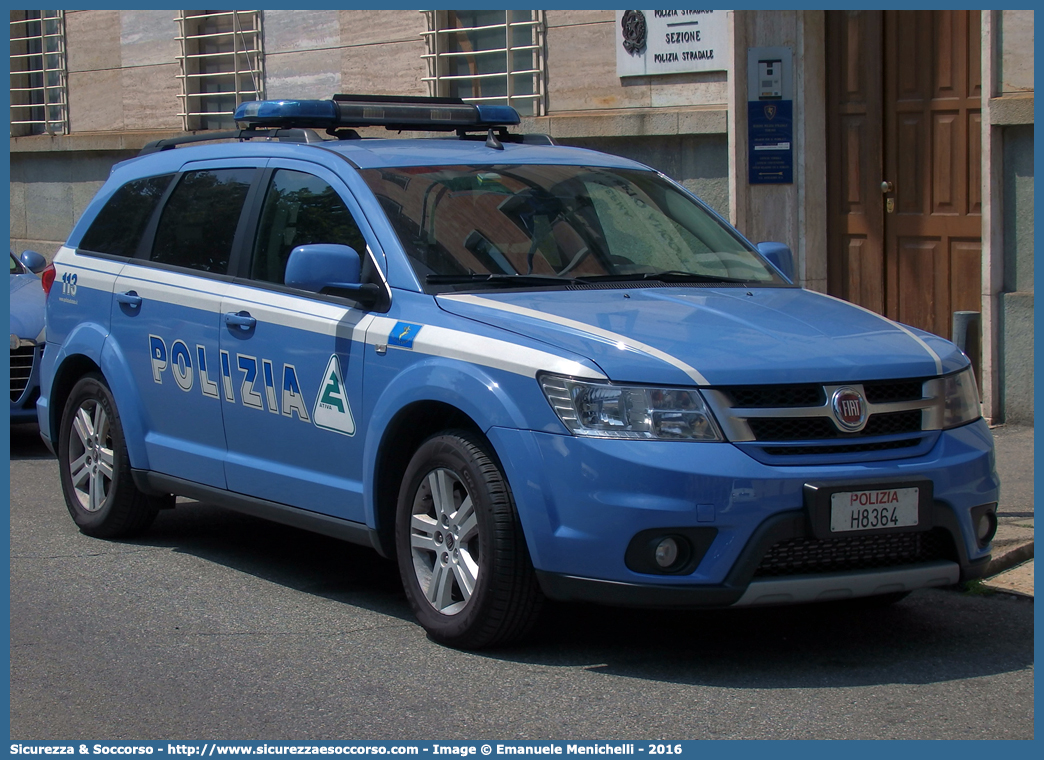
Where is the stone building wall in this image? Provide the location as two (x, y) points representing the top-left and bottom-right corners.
(995, 9), (1034, 422)
(8, 9), (1034, 423)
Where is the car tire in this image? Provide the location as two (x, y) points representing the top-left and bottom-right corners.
(395, 431), (543, 649)
(58, 373), (158, 538)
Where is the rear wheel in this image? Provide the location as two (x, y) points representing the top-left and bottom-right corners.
(395, 431), (542, 648)
(58, 373), (158, 538)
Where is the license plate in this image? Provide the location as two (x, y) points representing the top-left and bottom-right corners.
(829, 487), (920, 533)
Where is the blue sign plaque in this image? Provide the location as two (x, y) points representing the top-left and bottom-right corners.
(748, 99), (793, 184)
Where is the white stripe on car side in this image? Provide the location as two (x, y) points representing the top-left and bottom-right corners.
(812, 292), (945, 375)
(116, 274), (377, 341)
(55, 248), (124, 274)
(57, 257), (595, 380)
(53, 248), (125, 289)
(116, 267), (231, 313)
(223, 282), (373, 335)
(438, 293), (710, 385)
(366, 316), (606, 381)
(110, 273), (602, 379)
(223, 281), (363, 323)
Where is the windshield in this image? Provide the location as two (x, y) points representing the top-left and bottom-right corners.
(10, 253), (25, 275)
(359, 165), (783, 291)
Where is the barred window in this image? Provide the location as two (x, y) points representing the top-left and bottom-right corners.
(421, 10), (546, 117)
(176, 10), (264, 131)
(10, 10), (68, 136)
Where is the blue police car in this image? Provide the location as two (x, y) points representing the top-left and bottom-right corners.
(38, 95), (999, 648)
(10, 248), (48, 423)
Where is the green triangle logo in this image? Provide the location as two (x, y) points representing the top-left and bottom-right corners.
(312, 355), (355, 436)
(321, 372), (345, 413)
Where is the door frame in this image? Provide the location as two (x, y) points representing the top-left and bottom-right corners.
(823, 9), (1000, 421)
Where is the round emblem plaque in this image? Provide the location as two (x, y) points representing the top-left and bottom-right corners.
(831, 387), (867, 431)
(621, 10), (647, 56)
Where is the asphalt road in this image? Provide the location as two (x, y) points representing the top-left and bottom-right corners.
(9, 422), (1034, 740)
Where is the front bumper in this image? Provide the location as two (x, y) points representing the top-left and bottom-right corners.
(488, 419), (998, 607)
(535, 506), (989, 608)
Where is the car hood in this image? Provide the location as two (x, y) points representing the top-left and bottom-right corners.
(10, 273), (46, 341)
(436, 287), (967, 386)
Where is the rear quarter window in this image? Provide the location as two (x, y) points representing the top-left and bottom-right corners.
(78, 174), (174, 257)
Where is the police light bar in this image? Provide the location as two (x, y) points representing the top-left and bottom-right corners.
(233, 95), (520, 132)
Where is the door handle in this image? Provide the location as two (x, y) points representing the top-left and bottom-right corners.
(224, 311), (257, 330)
(881, 181), (896, 213)
(115, 291), (142, 308)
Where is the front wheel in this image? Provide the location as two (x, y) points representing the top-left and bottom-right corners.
(58, 373), (158, 538)
(395, 431), (543, 648)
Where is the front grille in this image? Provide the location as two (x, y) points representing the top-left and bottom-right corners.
(708, 377), (935, 455)
(761, 438), (924, 457)
(753, 527), (957, 577)
(10, 345), (37, 401)
(862, 410), (923, 436)
(748, 417), (838, 441)
(863, 379), (926, 404)
(746, 410), (923, 442)
(727, 385), (823, 408)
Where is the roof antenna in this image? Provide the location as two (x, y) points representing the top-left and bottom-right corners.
(485, 127), (504, 150)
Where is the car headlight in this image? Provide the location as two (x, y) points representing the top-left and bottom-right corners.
(940, 366), (981, 429)
(10, 333), (36, 350)
(540, 374), (723, 441)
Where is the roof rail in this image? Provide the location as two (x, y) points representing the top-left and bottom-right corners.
(233, 95), (521, 134)
(138, 128), (325, 156)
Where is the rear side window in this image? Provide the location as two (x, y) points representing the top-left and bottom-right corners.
(150, 168), (254, 274)
(78, 174), (174, 257)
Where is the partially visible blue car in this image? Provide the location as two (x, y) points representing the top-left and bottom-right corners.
(10, 249), (47, 423)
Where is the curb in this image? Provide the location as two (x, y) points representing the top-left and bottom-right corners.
(984, 541), (1035, 578)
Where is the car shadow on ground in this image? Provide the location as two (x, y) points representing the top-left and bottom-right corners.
(131, 500), (412, 622)
(9, 422), (54, 460)
(136, 500), (1033, 691)
(13, 429), (1033, 690)
(501, 589), (1035, 689)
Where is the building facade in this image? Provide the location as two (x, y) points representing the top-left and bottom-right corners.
(8, 9), (1034, 423)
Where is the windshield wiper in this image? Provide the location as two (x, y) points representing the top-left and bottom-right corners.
(427, 270), (754, 289)
(576, 270), (752, 285)
(427, 273), (582, 288)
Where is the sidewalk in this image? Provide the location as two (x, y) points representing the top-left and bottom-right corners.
(979, 424), (1034, 598)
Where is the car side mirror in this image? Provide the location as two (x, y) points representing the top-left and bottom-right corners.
(284, 244), (381, 307)
(756, 242), (795, 284)
(20, 250), (47, 274)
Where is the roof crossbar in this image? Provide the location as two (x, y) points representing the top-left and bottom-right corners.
(138, 128), (324, 156)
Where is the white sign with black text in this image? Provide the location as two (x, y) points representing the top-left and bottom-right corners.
(616, 10), (730, 77)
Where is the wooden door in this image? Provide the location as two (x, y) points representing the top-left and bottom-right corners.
(827, 11), (885, 315)
(827, 10), (981, 341)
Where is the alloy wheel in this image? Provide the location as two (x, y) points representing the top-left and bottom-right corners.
(67, 398), (114, 513)
(409, 467), (480, 615)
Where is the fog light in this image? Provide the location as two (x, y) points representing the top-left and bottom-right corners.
(976, 511), (997, 544)
(970, 503), (998, 548)
(654, 537), (680, 568)
(625, 528), (714, 576)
